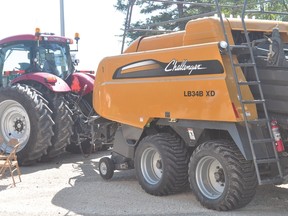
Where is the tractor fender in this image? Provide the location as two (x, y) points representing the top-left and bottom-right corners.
(70, 72), (94, 95)
(11, 72), (71, 92)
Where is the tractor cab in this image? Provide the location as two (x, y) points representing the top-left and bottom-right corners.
(0, 28), (79, 87)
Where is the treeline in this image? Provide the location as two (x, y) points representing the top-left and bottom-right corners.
(115, 0), (288, 42)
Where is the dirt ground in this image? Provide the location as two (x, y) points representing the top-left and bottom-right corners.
(0, 150), (288, 216)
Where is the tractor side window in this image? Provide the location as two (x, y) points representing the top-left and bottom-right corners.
(1, 44), (30, 86)
(3, 46), (30, 72)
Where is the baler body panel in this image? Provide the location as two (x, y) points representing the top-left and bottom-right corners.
(94, 40), (256, 128)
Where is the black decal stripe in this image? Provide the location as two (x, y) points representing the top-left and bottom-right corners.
(113, 59), (224, 79)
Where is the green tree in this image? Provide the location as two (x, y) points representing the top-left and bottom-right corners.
(115, 0), (288, 45)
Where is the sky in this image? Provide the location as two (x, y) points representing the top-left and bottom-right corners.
(0, 0), (126, 71)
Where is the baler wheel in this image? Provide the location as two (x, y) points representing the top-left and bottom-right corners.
(188, 139), (257, 211)
(135, 133), (189, 196)
(99, 157), (114, 180)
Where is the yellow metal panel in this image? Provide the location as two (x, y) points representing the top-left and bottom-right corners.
(94, 42), (256, 128)
(124, 31), (185, 53)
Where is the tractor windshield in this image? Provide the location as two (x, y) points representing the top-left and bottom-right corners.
(0, 40), (74, 84)
(34, 41), (74, 79)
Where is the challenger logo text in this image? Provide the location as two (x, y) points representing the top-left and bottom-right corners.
(165, 59), (207, 75)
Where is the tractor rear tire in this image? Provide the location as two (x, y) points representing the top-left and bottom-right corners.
(41, 94), (73, 161)
(30, 84), (73, 161)
(0, 84), (54, 165)
(188, 140), (257, 211)
(135, 133), (189, 196)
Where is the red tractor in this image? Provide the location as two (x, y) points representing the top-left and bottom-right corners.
(0, 28), (115, 165)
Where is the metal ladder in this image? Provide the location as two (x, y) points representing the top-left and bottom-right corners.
(215, 0), (283, 185)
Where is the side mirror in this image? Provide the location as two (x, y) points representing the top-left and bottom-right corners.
(71, 53), (79, 66)
(74, 59), (80, 66)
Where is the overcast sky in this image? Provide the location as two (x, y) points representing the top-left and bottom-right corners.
(0, 0), (125, 71)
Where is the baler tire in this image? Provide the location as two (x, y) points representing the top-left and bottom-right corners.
(99, 157), (114, 180)
(0, 84), (54, 165)
(135, 133), (189, 196)
(188, 140), (258, 211)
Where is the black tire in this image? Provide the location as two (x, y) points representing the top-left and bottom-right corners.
(99, 157), (114, 180)
(0, 84), (54, 165)
(135, 133), (189, 196)
(41, 94), (73, 160)
(31, 84), (73, 161)
(188, 140), (258, 211)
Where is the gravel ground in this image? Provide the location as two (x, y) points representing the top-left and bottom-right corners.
(0, 150), (288, 216)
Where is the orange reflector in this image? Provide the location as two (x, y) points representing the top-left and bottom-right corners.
(232, 103), (240, 119)
(35, 27), (41, 39)
(74, 32), (80, 40)
(35, 27), (40, 34)
(44, 76), (57, 84)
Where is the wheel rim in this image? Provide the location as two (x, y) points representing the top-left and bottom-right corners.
(0, 100), (30, 152)
(100, 161), (108, 175)
(195, 156), (225, 199)
(141, 146), (163, 185)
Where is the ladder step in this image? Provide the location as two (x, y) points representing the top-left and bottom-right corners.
(230, 44), (249, 49)
(247, 118), (269, 124)
(238, 81), (260, 86)
(259, 176), (283, 185)
(251, 138), (274, 144)
(256, 158), (278, 164)
(230, 45), (250, 54)
(242, 99), (265, 104)
(234, 63), (255, 67)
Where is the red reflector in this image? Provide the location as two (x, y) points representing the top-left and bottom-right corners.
(232, 103), (240, 118)
(71, 76), (81, 92)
